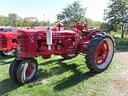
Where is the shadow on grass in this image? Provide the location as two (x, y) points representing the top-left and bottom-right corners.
(36, 58), (80, 77)
(0, 55), (14, 60)
(35, 59), (75, 83)
(0, 61), (13, 65)
(35, 58), (96, 91)
(39, 59), (59, 66)
(53, 60), (96, 91)
(0, 55), (14, 65)
(0, 79), (19, 96)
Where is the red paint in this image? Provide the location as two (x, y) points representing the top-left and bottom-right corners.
(95, 41), (109, 65)
(0, 31), (18, 52)
(26, 64), (34, 77)
(17, 23), (102, 59)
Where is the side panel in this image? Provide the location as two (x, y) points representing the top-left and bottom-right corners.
(78, 30), (101, 53)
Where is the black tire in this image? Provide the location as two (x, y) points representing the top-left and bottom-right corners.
(61, 54), (78, 59)
(86, 32), (114, 73)
(13, 48), (19, 57)
(9, 59), (22, 82)
(0, 48), (18, 57)
(16, 58), (38, 84)
(0, 51), (8, 57)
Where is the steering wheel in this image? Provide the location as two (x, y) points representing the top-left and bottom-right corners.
(71, 17), (88, 30)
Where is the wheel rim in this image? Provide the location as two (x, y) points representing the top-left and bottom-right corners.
(1, 51), (8, 55)
(95, 40), (109, 65)
(26, 63), (35, 78)
(95, 38), (114, 69)
(22, 62), (36, 81)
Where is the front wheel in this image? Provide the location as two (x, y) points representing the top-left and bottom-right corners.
(0, 48), (18, 57)
(9, 59), (22, 82)
(16, 58), (38, 84)
(0, 51), (8, 57)
(86, 32), (114, 73)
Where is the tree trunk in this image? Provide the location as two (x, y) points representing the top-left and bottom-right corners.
(121, 30), (125, 39)
(121, 25), (125, 39)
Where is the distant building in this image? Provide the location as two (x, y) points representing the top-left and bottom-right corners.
(24, 17), (38, 22)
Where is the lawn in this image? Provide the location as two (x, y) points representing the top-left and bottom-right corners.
(0, 54), (118, 96)
(112, 32), (128, 50)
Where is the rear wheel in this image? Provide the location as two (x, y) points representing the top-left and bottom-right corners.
(16, 58), (38, 84)
(86, 32), (114, 73)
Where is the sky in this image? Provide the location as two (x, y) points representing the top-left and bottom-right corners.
(0, 0), (109, 22)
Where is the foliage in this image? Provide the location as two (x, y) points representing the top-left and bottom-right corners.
(104, 0), (128, 38)
(39, 21), (48, 26)
(92, 21), (102, 28)
(100, 22), (117, 31)
(87, 19), (101, 28)
(112, 32), (128, 50)
(8, 13), (18, 26)
(57, 1), (86, 26)
(0, 14), (47, 27)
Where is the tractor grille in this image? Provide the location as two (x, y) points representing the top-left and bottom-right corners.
(0, 36), (7, 48)
(18, 37), (28, 51)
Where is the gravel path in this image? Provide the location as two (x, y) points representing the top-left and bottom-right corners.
(108, 51), (128, 96)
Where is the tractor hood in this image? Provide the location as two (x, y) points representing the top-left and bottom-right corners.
(0, 31), (17, 38)
(18, 29), (76, 37)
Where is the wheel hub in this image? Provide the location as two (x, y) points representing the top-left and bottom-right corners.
(25, 63), (36, 79)
(95, 40), (109, 65)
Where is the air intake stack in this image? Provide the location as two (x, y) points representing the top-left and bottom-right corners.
(47, 21), (52, 50)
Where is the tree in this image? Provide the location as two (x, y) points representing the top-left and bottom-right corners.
(0, 14), (47, 27)
(57, 1), (86, 26)
(100, 22), (117, 31)
(39, 21), (47, 26)
(8, 13), (18, 26)
(87, 18), (102, 28)
(104, 0), (128, 38)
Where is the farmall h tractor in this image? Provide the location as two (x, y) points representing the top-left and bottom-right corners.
(0, 27), (18, 56)
(9, 21), (114, 84)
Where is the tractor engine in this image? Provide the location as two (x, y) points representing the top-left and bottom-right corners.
(17, 27), (78, 59)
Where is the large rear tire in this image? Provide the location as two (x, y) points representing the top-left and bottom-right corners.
(86, 32), (114, 73)
(16, 58), (38, 84)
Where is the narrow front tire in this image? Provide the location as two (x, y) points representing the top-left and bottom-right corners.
(16, 58), (38, 84)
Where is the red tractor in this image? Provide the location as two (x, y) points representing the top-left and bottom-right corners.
(0, 26), (18, 56)
(9, 22), (114, 84)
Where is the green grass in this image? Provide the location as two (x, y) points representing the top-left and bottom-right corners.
(0, 55), (118, 96)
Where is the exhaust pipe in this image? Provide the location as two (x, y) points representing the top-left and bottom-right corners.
(47, 21), (52, 50)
